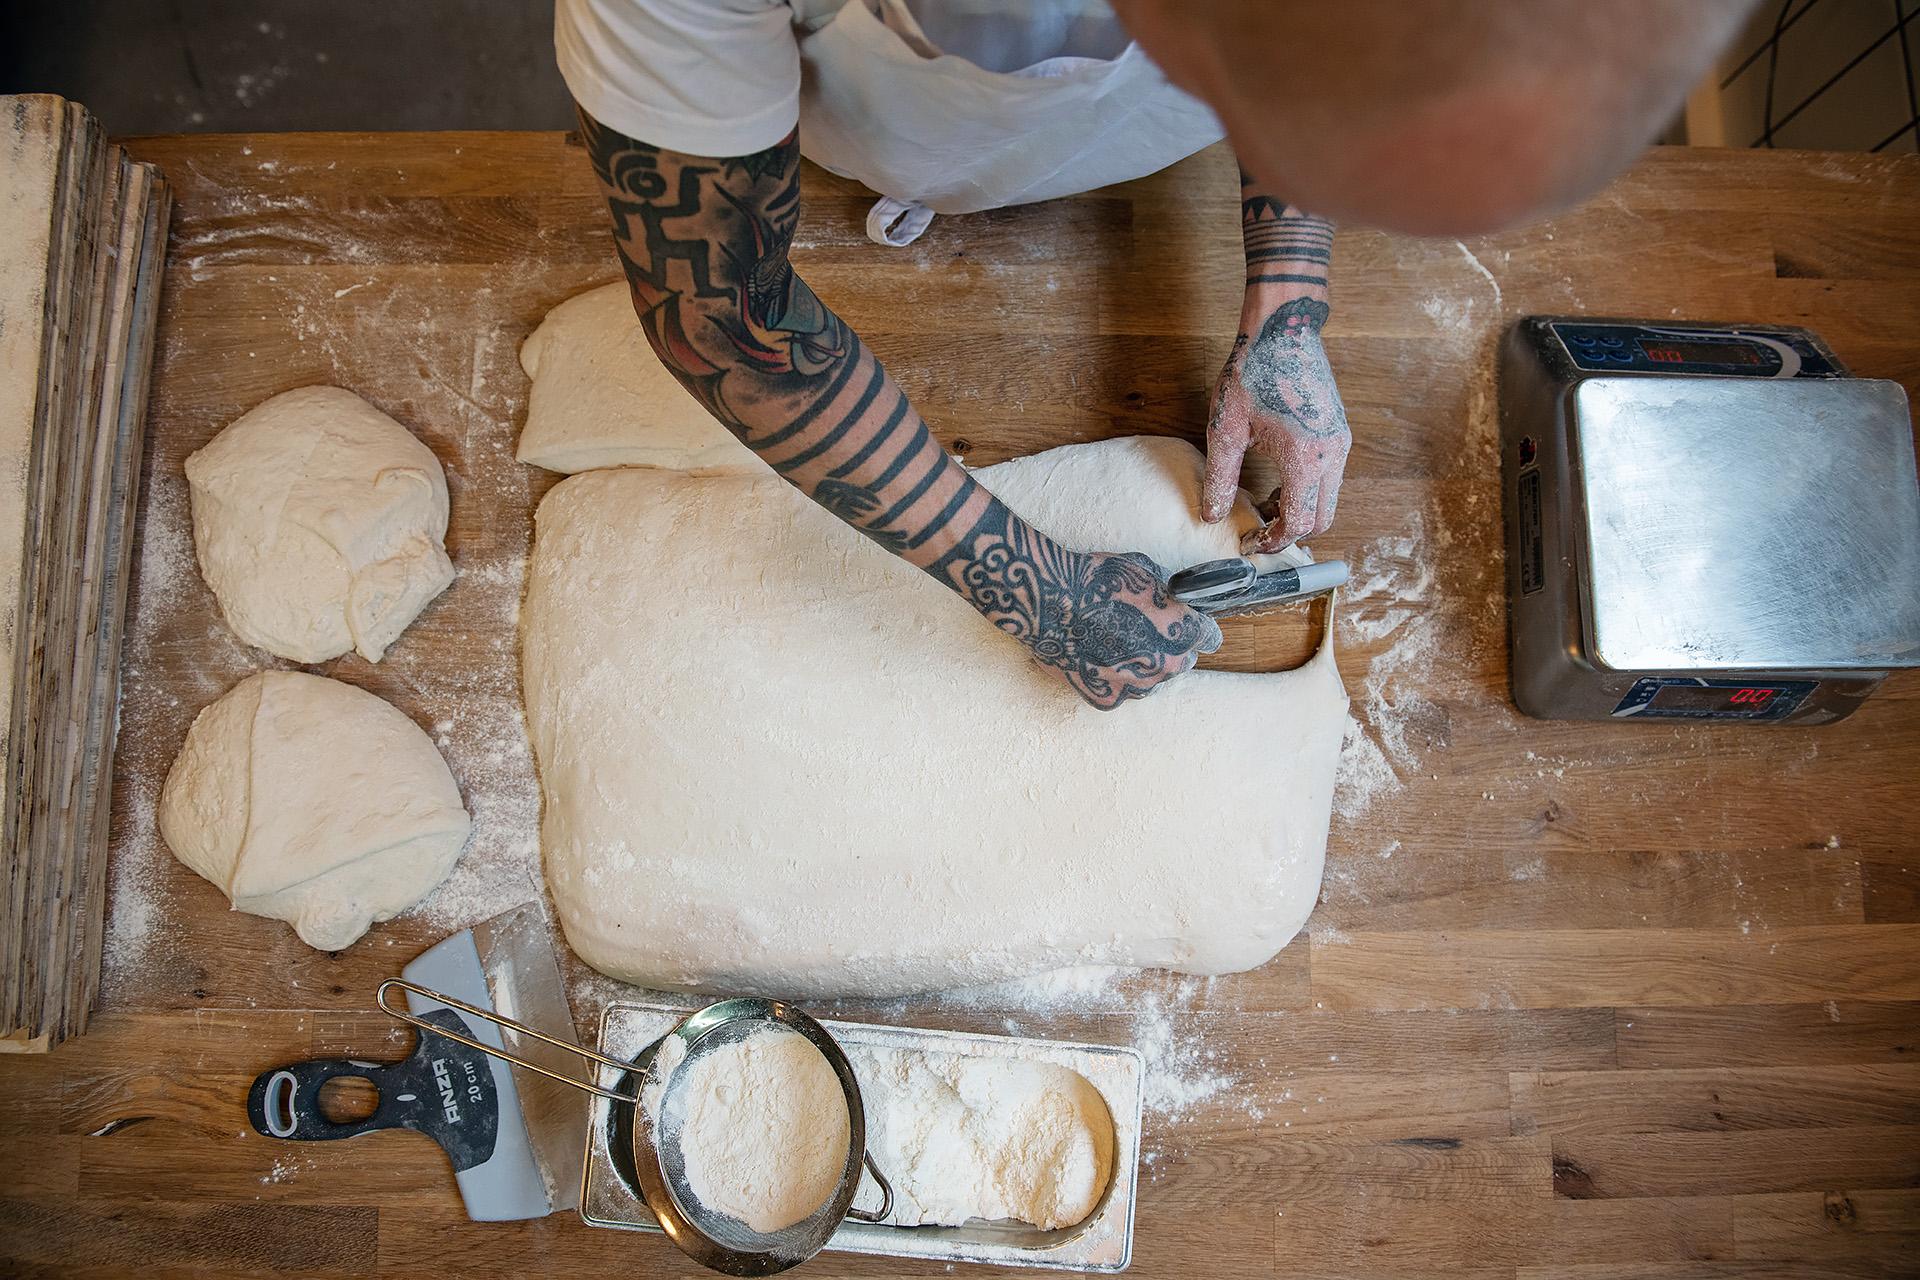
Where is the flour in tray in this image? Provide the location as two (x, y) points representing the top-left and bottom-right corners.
(849, 1039), (1114, 1231)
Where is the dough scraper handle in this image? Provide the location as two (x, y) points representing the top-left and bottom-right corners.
(1171, 557), (1348, 617)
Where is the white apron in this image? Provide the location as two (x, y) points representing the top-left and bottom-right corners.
(790, 0), (1224, 244)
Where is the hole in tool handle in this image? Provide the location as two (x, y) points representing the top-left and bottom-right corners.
(262, 1071), (299, 1138)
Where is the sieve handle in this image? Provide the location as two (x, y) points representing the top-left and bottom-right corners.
(376, 977), (642, 1105)
(846, 1152), (894, 1223)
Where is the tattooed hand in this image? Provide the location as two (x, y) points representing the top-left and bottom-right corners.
(1203, 298), (1351, 553)
(1203, 171), (1352, 554)
(949, 509), (1222, 708)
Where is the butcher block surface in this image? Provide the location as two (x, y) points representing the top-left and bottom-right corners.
(2, 133), (1918, 1277)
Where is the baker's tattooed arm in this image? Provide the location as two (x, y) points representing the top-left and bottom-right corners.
(578, 111), (1219, 707)
(1202, 165), (1352, 552)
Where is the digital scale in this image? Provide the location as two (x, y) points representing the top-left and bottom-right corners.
(1500, 316), (1920, 725)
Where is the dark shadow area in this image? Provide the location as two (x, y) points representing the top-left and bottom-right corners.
(2, 0), (576, 134)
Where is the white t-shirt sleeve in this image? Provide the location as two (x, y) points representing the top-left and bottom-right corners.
(556, 0), (800, 157)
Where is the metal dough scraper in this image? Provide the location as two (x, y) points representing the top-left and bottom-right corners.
(245, 903), (588, 1220)
(1170, 556), (1348, 617)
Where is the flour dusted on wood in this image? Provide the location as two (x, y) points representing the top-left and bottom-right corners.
(851, 1045), (1114, 1230)
(648, 1028), (850, 1235)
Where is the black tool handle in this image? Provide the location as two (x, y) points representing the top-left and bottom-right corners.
(248, 1055), (411, 1141)
(246, 1006), (500, 1171)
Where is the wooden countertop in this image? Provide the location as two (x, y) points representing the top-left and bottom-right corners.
(3, 133), (1917, 1277)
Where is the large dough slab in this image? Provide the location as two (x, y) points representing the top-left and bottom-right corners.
(524, 435), (1346, 997)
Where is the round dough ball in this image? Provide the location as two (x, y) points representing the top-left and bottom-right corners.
(159, 670), (472, 951)
(186, 385), (455, 663)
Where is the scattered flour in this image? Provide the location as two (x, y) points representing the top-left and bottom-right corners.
(1333, 713), (1400, 822)
(1129, 988), (1234, 1121)
(911, 968), (1241, 1124)
(1332, 515), (1441, 824)
(922, 965), (1124, 1012)
(1419, 294), (1475, 334)
(259, 1154), (304, 1184)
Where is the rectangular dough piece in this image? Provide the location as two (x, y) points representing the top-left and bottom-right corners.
(516, 282), (760, 476)
(523, 436), (1347, 997)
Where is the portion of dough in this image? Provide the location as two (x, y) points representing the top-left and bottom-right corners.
(517, 282), (759, 476)
(158, 670), (472, 951)
(524, 435), (1346, 997)
(185, 386), (455, 663)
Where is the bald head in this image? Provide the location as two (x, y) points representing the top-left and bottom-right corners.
(1113, 0), (1755, 234)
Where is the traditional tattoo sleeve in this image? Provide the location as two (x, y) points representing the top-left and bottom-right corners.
(578, 110), (1211, 706)
(1239, 165), (1333, 299)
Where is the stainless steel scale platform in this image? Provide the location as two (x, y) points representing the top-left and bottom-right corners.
(1500, 316), (1920, 724)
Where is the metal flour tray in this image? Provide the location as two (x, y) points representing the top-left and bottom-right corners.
(581, 1001), (1144, 1271)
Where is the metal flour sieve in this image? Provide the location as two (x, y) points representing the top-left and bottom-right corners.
(377, 981), (892, 1275)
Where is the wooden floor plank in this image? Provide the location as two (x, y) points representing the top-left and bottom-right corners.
(1550, 1126), (1920, 1199)
(1314, 928), (1920, 1011)
(0, 1051), (63, 1136)
(58, 1010), (326, 1138)
(1510, 1066), (1920, 1137)
(0, 1198), (377, 1273)
(1731, 1189), (1920, 1263)
(1520, 1262), (1916, 1279)
(1198, 1069), (1513, 1142)
(1198, 1134), (1554, 1203)
(1544, 1197), (1735, 1267)
(1271, 1192), (1549, 1277)
(0, 1139), (81, 1198)
(1860, 853), (1920, 925)
(76, 1124), (460, 1209)
(1314, 845), (1866, 934)
(1615, 1003), (1920, 1068)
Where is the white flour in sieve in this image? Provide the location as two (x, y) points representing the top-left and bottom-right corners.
(644, 1027), (850, 1235)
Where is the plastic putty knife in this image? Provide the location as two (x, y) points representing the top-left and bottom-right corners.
(246, 903), (588, 1220)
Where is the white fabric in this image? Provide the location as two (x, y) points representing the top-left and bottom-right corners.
(524, 435), (1346, 998)
(557, 0), (800, 159)
(554, 0), (1223, 237)
(865, 195), (938, 246)
(800, 0), (1222, 228)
